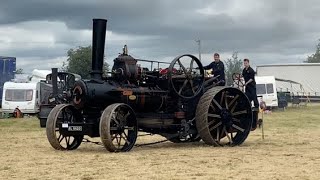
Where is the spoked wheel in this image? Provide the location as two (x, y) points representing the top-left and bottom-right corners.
(168, 54), (205, 99)
(196, 87), (253, 146)
(232, 73), (245, 89)
(46, 104), (84, 150)
(100, 103), (138, 152)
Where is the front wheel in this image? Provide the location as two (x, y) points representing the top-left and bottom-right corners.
(46, 104), (84, 150)
(100, 103), (138, 152)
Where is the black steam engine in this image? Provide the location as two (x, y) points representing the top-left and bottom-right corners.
(46, 19), (258, 152)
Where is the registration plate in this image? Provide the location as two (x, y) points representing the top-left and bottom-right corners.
(68, 126), (82, 131)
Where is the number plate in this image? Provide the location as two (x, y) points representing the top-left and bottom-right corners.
(68, 126), (82, 131)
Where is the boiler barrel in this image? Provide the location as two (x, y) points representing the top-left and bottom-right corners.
(73, 80), (167, 112)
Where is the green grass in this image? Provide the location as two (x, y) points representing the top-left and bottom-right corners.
(0, 116), (41, 131)
(264, 105), (320, 130)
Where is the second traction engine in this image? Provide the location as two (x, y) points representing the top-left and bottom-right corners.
(45, 18), (257, 152)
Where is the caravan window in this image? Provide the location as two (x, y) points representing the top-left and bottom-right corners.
(5, 89), (33, 101)
(266, 83), (274, 94)
(256, 84), (266, 94)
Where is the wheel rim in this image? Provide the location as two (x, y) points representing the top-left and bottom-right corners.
(100, 103), (138, 152)
(46, 104), (83, 150)
(196, 87), (253, 146)
(168, 54), (204, 99)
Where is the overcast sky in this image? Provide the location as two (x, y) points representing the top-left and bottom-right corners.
(0, 0), (319, 73)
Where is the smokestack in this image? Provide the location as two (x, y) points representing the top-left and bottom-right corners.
(91, 19), (107, 79)
(51, 68), (58, 97)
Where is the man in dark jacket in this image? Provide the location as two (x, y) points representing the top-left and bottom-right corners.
(242, 58), (259, 108)
(203, 53), (225, 86)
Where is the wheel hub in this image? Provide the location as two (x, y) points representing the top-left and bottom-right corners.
(220, 109), (233, 128)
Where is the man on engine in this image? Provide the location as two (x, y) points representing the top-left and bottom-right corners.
(203, 53), (226, 86)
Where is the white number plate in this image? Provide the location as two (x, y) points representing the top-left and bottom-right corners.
(68, 126), (82, 131)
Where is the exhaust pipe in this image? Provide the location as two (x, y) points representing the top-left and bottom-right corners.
(91, 19), (107, 79)
(51, 68), (58, 97)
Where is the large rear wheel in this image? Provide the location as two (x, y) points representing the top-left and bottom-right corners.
(196, 87), (253, 146)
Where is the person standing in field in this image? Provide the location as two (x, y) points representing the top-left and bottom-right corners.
(242, 58), (259, 108)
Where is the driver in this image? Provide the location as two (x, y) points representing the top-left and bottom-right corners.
(203, 53), (225, 86)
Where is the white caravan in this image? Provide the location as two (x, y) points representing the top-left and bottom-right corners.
(1, 82), (40, 114)
(255, 76), (278, 108)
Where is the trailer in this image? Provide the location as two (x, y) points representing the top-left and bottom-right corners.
(0, 56), (16, 107)
(1, 82), (40, 114)
(256, 63), (320, 101)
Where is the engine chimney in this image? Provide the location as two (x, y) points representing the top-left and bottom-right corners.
(51, 68), (58, 97)
(91, 19), (107, 79)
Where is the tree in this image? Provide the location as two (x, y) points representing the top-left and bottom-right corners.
(64, 46), (109, 78)
(306, 40), (320, 63)
(224, 52), (243, 86)
(16, 68), (24, 74)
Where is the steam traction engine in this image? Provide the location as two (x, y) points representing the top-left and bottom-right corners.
(46, 19), (258, 152)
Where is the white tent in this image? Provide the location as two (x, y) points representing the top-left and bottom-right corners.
(30, 69), (51, 82)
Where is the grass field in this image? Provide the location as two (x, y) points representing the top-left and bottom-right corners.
(0, 105), (320, 180)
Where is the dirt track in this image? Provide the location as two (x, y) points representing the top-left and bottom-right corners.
(0, 105), (320, 180)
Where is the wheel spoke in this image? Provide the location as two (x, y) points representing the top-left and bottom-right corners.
(189, 59), (194, 72)
(124, 126), (135, 131)
(177, 59), (188, 75)
(179, 80), (189, 94)
(210, 104), (215, 111)
(216, 126), (220, 141)
(212, 99), (222, 110)
(224, 127), (233, 144)
(118, 135), (122, 149)
(232, 110), (247, 116)
(231, 102), (238, 113)
(232, 117), (241, 123)
(225, 95), (229, 110)
(209, 121), (222, 131)
(120, 133), (130, 145)
(57, 134), (62, 141)
(208, 113), (221, 118)
(65, 136), (68, 145)
(67, 136), (71, 145)
(232, 124), (245, 132)
(189, 80), (196, 94)
(112, 134), (118, 141)
(59, 136), (65, 143)
(220, 91), (225, 105)
(228, 95), (239, 109)
(110, 127), (118, 131)
(198, 119), (215, 133)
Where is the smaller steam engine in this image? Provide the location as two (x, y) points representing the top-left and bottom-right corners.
(46, 19), (258, 152)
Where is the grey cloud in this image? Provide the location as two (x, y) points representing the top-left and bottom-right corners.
(0, 0), (320, 72)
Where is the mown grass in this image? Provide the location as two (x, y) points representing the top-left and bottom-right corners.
(0, 104), (319, 180)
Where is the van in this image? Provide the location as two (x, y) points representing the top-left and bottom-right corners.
(1, 82), (40, 114)
(255, 76), (278, 108)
